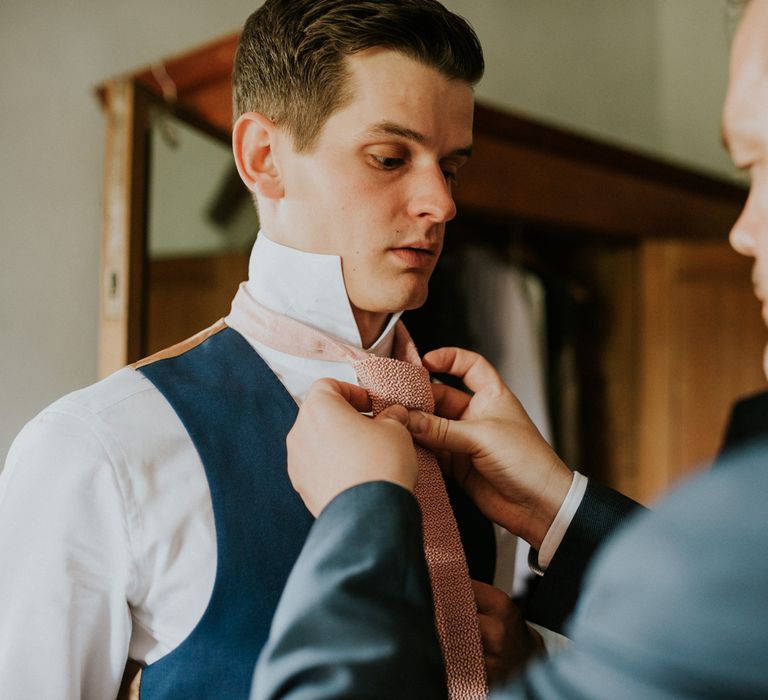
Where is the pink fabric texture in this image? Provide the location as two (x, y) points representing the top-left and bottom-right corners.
(228, 284), (488, 698)
(354, 356), (488, 700)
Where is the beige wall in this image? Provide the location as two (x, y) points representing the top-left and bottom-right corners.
(0, 0), (740, 459)
(0, 0), (261, 459)
(654, 0), (737, 177)
(451, 0), (663, 156)
(445, 0), (737, 179)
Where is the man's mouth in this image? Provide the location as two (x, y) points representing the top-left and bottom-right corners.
(753, 274), (768, 325)
(390, 245), (437, 268)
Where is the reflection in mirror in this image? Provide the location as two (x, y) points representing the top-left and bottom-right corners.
(146, 107), (257, 354)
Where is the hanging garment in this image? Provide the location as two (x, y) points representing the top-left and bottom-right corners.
(461, 246), (554, 598)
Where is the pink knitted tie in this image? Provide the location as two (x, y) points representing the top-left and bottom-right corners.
(354, 356), (488, 700)
(227, 284), (488, 699)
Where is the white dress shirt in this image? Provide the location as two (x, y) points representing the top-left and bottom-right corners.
(0, 232), (582, 699)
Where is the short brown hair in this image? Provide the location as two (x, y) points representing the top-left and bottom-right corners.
(232, 0), (484, 151)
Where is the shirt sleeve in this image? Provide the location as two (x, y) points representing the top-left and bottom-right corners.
(0, 404), (135, 699)
(535, 471), (588, 571)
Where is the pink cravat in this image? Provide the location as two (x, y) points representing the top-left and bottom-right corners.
(228, 284), (488, 699)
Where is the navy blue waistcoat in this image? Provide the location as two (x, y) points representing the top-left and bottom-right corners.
(135, 324), (495, 698)
(137, 326), (314, 698)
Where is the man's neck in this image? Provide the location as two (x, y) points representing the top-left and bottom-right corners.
(352, 306), (391, 350)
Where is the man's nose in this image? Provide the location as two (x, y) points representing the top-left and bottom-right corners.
(408, 166), (457, 223)
(730, 192), (758, 257)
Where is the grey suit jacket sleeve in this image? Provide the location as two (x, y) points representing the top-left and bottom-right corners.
(523, 480), (643, 632)
(501, 440), (768, 699)
(252, 481), (447, 700)
(252, 479), (643, 698)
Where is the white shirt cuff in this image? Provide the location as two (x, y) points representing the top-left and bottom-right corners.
(531, 471), (588, 574)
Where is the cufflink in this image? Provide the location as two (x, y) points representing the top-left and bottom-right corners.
(527, 546), (545, 577)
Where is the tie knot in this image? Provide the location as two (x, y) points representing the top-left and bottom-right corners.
(353, 356), (435, 415)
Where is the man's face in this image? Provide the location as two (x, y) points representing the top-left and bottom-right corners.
(724, 0), (768, 376)
(269, 49), (475, 319)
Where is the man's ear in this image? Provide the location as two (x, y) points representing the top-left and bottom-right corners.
(232, 112), (284, 199)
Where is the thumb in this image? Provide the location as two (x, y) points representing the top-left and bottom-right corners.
(407, 410), (475, 455)
(376, 404), (409, 427)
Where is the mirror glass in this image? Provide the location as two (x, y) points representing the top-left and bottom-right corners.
(145, 107), (258, 354)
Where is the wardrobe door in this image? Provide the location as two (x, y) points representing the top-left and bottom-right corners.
(636, 239), (767, 502)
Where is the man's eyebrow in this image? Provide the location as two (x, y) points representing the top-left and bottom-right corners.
(366, 120), (426, 143)
(363, 120), (473, 158)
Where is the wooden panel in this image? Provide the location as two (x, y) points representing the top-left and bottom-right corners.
(146, 253), (249, 354)
(636, 241), (674, 502)
(637, 240), (767, 502)
(580, 244), (640, 499)
(671, 245), (767, 469)
(134, 34), (237, 112)
(183, 81), (235, 134)
(457, 132), (743, 239)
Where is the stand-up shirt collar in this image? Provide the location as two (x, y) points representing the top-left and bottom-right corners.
(245, 232), (402, 354)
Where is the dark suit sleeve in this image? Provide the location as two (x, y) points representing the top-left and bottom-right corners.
(523, 393), (767, 634)
(717, 390), (768, 460)
(523, 479), (643, 632)
(252, 481), (447, 700)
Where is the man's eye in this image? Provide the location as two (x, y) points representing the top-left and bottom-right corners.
(370, 155), (405, 170)
(442, 169), (458, 184)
